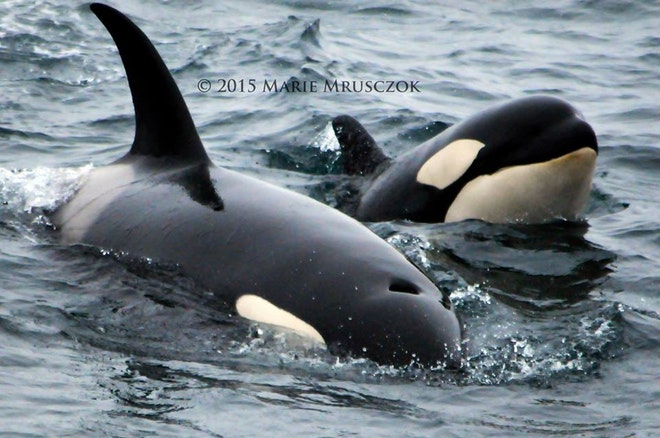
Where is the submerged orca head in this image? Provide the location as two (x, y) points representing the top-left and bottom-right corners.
(51, 3), (463, 369)
(332, 96), (598, 224)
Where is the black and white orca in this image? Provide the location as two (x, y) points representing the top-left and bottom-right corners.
(332, 96), (598, 223)
(50, 4), (462, 368)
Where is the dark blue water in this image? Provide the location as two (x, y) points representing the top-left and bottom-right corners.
(1, 1), (658, 436)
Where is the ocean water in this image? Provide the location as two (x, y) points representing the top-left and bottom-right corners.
(1, 0), (658, 436)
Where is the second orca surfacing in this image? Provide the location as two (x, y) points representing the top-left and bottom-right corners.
(332, 96), (598, 224)
(50, 4), (462, 368)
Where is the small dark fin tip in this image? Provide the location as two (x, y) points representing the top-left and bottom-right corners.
(331, 115), (389, 176)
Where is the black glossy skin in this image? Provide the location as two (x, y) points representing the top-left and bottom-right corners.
(56, 157), (461, 367)
(51, 4), (462, 368)
(354, 96), (598, 222)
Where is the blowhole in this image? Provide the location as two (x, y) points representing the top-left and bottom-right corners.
(389, 279), (420, 295)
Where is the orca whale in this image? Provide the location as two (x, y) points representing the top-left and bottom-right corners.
(50, 4), (461, 368)
(331, 96), (598, 224)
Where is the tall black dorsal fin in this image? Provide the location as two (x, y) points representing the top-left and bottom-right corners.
(90, 3), (210, 163)
(332, 115), (389, 175)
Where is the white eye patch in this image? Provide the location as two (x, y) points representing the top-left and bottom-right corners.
(416, 139), (485, 190)
(236, 294), (325, 344)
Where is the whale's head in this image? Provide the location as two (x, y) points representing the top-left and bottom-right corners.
(333, 96), (598, 225)
(232, 221), (464, 369)
(332, 274), (463, 368)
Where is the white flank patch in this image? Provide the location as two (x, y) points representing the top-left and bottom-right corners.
(235, 295), (325, 344)
(417, 138), (485, 190)
(445, 147), (597, 223)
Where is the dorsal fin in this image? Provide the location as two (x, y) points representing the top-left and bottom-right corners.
(332, 115), (389, 175)
(90, 3), (210, 163)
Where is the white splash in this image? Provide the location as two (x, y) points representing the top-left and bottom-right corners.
(451, 284), (492, 305)
(386, 233), (432, 270)
(0, 165), (93, 213)
(310, 121), (340, 152)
